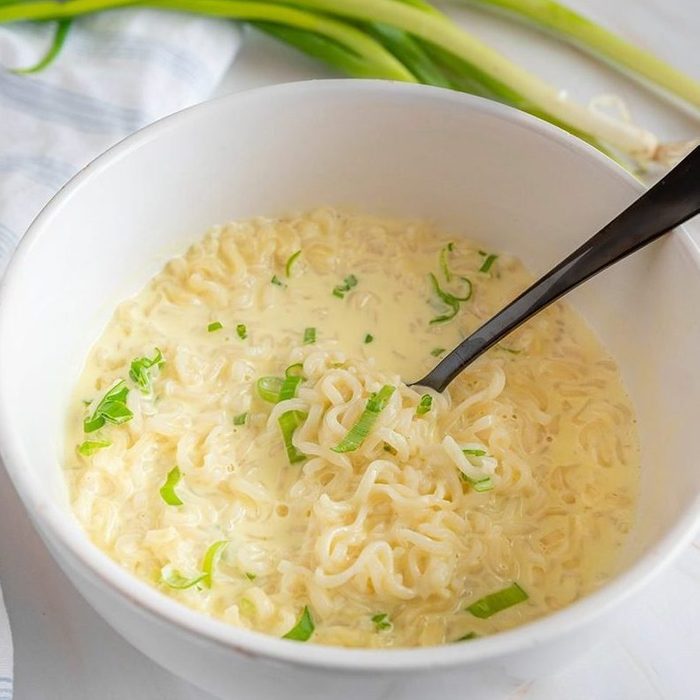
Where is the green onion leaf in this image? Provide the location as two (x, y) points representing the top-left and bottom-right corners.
(12, 19), (72, 75)
(464, 448), (487, 457)
(428, 272), (471, 324)
(161, 565), (206, 590)
(282, 605), (315, 641)
(303, 327), (316, 345)
(479, 253), (498, 273)
(440, 241), (454, 281)
(332, 274), (359, 299)
(201, 540), (228, 589)
(466, 582), (528, 618)
(160, 466), (184, 506)
(332, 385), (395, 453)
(456, 632), (478, 641)
(285, 363), (304, 377)
(285, 249), (302, 277)
(257, 376), (284, 403)
(77, 439), (111, 456)
(498, 345), (521, 355)
(233, 412), (247, 426)
(279, 410), (307, 463)
(129, 347), (164, 394)
(271, 275), (284, 287)
(371, 612), (392, 630)
(208, 321), (223, 332)
(236, 323), (247, 339)
(279, 375), (302, 402)
(364, 333), (374, 344)
(459, 472), (494, 492)
(431, 347), (446, 357)
(416, 394), (433, 416)
(83, 380), (133, 433)
(245, 572), (257, 581)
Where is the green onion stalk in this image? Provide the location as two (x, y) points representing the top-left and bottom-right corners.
(2, 0), (699, 168)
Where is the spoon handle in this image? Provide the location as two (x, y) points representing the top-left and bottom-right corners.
(416, 146), (700, 392)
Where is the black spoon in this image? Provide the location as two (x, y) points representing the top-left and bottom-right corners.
(414, 145), (700, 392)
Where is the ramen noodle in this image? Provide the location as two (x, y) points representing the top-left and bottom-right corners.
(65, 208), (639, 647)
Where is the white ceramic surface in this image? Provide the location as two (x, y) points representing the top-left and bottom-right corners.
(1, 81), (700, 699)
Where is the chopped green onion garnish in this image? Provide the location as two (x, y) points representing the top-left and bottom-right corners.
(416, 394), (432, 416)
(201, 540), (228, 589)
(332, 385), (395, 453)
(285, 363), (304, 377)
(279, 375), (302, 402)
(464, 448), (487, 457)
(129, 347), (164, 394)
(440, 241), (454, 282)
(208, 321), (223, 332)
(83, 380), (133, 433)
(303, 327), (316, 345)
(236, 323), (247, 339)
(279, 410), (307, 463)
(271, 275), (284, 287)
(459, 472), (494, 492)
(160, 466), (184, 506)
(364, 333), (374, 344)
(479, 253), (498, 273)
(456, 632), (478, 641)
(245, 572), (257, 581)
(233, 412), (247, 426)
(285, 249), (302, 277)
(498, 345), (521, 355)
(383, 443), (397, 455)
(431, 347), (446, 357)
(161, 565), (206, 590)
(282, 605), (315, 641)
(466, 583), (528, 618)
(428, 272), (472, 324)
(257, 376), (284, 403)
(332, 274), (358, 299)
(77, 439), (111, 456)
(371, 612), (392, 631)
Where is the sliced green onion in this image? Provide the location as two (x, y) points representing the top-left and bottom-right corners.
(279, 375), (302, 401)
(201, 540), (228, 589)
(431, 347), (446, 357)
(285, 363), (304, 377)
(236, 323), (247, 339)
(282, 605), (315, 641)
(303, 327), (316, 345)
(161, 565), (206, 590)
(332, 274), (359, 299)
(371, 612), (392, 630)
(271, 275), (284, 287)
(428, 272), (471, 324)
(233, 412), (248, 426)
(332, 385), (395, 453)
(455, 632), (478, 641)
(464, 448), (487, 457)
(129, 347), (164, 394)
(285, 249), (302, 276)
(77, 439), (111, 456)
(364, 333), (374, 344)
(440, 241), (454, 281)
(279, 410), (308, 463)
(459, 472), (494, 492)
(208, 321), (223, 332)
(466, 582), (528, 618)
(479, 253), (498, 273)
(83, 380), (133, 433)
(498, 345), (521, 354)
(257, 376), (284, 403)
(416, 394), (433, 416)
(12, 18), (72, 74)
(160, 466), (184, 506)
(245, 572), (257, 581)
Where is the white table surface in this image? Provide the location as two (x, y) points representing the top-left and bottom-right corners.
(2, 1), (700, 698)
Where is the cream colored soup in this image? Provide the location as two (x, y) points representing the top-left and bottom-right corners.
(66, 209), (638, 647)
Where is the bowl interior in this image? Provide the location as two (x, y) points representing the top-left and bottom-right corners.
(2, 81), (700, 661)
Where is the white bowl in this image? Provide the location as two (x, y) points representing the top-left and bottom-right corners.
(1, 80), (700, 699)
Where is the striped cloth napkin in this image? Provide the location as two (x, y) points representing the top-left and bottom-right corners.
(0, 9), (241, 697)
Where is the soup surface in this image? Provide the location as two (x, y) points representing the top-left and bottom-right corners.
(66, 209), (639, 647)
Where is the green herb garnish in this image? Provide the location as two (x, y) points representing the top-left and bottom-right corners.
(364, 333), (374, 344)
(207, 321), (223, 332)
(257, 376), (284, 403)
(371, 612), (392, 631)
(12, 18), (72, 75)
(233, 412), (247, 426)
(498, 345), (521, 355)
(428, 272), (472, 324)
(285, 363), (304, 377)
(303, 327), (316, 345)
(285, 249), (302, 277)
(236, 323), (247, 339)
(439, 241), (454, 281)
(479, 253), (498, 273)
(271, 275), (284, 287)
(279, 410), (307, 463)
(282, 605), (315, 641)
(460, 448), (494, 492)
(161, 565), (206, 590)
(332, 274), (358, 299)
(77, 439), (111, 456)
(383, 443), (397, 455)
(416, 394), (432, 416)
(245, 572), (257, 581)
(431, 347), (446, 357)
(332, 385), (395, 453)
(160, 466), (184, 506)
(83, 380), (133, 433)
(466, 583), (528, 619)
(129, 347), (164, 394)
(201, 540), (228, 589)
(456, 632), (478, 641)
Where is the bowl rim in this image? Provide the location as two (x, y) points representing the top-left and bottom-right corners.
(1, 79), (700, 673)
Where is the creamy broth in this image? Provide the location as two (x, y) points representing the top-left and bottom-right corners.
(65, 209), (639, 647)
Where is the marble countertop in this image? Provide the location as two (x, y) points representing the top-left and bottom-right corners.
(1, 1), (699, 698)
